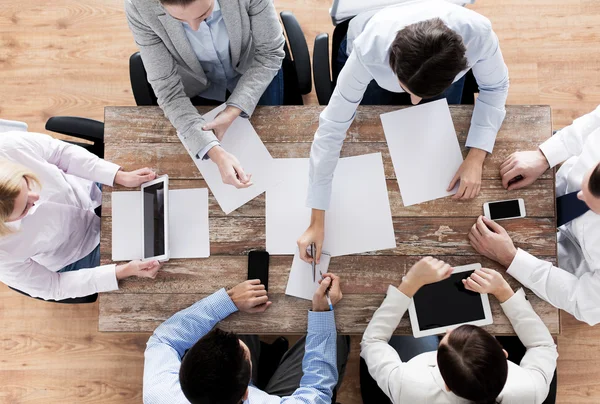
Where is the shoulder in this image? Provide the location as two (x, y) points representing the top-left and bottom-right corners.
(498, 361), (538, 401)
(0, 131), (48, 153)
(125, 0), (162, 18)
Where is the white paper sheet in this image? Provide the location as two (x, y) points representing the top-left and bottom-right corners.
(266, 153), (396, 256)
(379, 99), (464, 207)
(285, 249), (332, 301)
(179, 104), (282, 214)
(111, 188), (210, 261)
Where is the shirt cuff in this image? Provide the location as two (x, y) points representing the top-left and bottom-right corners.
(386, 284), (413, 306)
(307, 310), (336, 333)
(95, 160), (121, 186)
(539, 134), (569, 168)
(94, 264), (119, 292)
(506, 248), (541, 284)
(306, 185), (332, 211)
(499, 287), (527, 316)
(202, 288), (239, 321)
(465, 126), (497, 154)
(198, 140), (220, 160)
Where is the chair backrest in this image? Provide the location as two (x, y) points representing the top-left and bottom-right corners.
(129, 52), (159, 106)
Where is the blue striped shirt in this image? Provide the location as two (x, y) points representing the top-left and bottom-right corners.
(143, 288), (339, 403)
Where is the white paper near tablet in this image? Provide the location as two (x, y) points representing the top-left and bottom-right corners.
(266, 153), (396, 256)
(285, 249), (332, 301)
(380, 99), (464, 206)
(111, 188), (210, 261)
(408, 263), (493, 338)
(178, 104), (283, 214)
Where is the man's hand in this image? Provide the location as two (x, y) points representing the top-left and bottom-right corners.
(469, 216), (518, 267)
(448, 148), (487, 200)
(463, 267), (515, 303)
(116, 260), (161, 280)
(399, 257), (453, 297)
(312, 273), (342, 312)
(297, 209), (325, 264)
(500, 150), (550, 190)
(227, 279), (271, 313)
(207, 146), (253, 189)
(202, 105), (242, 141)
(114, 168), (157, 188)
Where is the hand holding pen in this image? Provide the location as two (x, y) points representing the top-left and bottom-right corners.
(312, 273), (343, 312)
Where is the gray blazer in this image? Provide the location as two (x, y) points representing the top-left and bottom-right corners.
(125, 0), (285, 156)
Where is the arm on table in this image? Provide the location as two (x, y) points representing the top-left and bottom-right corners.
(539, 105), (600, 168)
(0, 258), (117, 301)
(281, 310), (339, 404)
(508, 248), (600, 326)
(500, 288), (558, 403)
(143, 289), (238, 403)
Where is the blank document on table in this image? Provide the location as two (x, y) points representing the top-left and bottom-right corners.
(111, 188), (210, 261)
(285, 249), (332, 301)
(380, 99), (464, 206)
(266, 153), (396, 256)
(179, 104), (282, 214)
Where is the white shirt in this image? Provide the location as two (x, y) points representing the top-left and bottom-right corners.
(361, 286), (558, 404)
(307, 0), (509, 210)
(0, 131), (121, 300)
(507, 105), (600, 325)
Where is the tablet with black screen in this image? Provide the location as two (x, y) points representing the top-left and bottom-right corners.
(408, 263), (493, 337)
(141, 175), (170, 262)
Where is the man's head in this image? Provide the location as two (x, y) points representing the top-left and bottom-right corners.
(179, 328), (252, 404)
(437, 325), (508, 403)
(389, 18), (468, 105)
(579, 162), (600, 215)
(160, 0), (215, 31)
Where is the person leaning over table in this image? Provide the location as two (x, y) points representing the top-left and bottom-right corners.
(469, 105), (600, 325)
(0, 131), (161, 301)
(125, 0), (285, 189)
(297, 0), (509, 265)
(143, 274), (349, 404)
(361, 256), (557, 404)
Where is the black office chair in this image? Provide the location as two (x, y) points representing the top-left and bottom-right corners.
(129, 11), (311, 106)
(6, 116), (103, 304)
(312, 19), (479, 106)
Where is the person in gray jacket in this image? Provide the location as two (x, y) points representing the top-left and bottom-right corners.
(125, 0), (285, 188)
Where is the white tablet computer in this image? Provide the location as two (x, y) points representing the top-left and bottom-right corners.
(141, 175), (170, 262)
(408, 263), (493, 338)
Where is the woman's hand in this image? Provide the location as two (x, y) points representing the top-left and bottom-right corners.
(202, 105), (242, 141)
(463, 267), (514, 303)
(448, 148), (487, 200)
(116, 260), (161, 280)
(114, 168), (156, 188)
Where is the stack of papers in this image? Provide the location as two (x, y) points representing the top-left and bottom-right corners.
(266, 153), (396, 256)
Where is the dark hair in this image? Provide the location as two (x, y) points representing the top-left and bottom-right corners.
(179, 328), (251, 404)
(589, 162), (600, 198)
(160, 0), (198, 5)
(389, 18), (468, 99)
(437, 325), (508, 404)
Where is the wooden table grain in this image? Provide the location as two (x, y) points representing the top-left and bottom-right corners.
(99, 105), (558, 335)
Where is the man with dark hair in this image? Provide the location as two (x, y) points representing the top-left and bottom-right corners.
(470, 105), (600, 325)
(298, 0), (509, 266)
(125, 0), (285, 189)
(143, 275), (349, 403)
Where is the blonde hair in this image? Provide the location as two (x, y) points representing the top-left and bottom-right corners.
(0, 158), (41, 236)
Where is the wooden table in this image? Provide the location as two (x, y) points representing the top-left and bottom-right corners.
(99, 105), (558, 335)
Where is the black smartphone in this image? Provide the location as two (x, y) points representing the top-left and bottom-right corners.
(248, 250), (269, 291)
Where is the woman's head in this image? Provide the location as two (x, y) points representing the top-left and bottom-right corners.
(0, 159), (41, 235)
(437, 325), (508, 404)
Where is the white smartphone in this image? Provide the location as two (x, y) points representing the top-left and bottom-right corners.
(483, 198), (526, 221)
(140, 175), (170, 262)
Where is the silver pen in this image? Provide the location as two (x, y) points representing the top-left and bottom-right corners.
(310, 242), (316, 283)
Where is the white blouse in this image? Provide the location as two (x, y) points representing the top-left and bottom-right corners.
(0, 131), (120, 300)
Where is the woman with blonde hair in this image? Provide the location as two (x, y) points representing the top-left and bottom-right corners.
(0, 130), (161, 301)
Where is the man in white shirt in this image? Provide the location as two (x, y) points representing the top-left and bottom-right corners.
(298, 0), (509, 263)
(361, 257), (557, 403)
(468, 105), (600, 325)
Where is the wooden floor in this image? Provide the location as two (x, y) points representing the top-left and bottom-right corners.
(1, 0), (599, 403)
